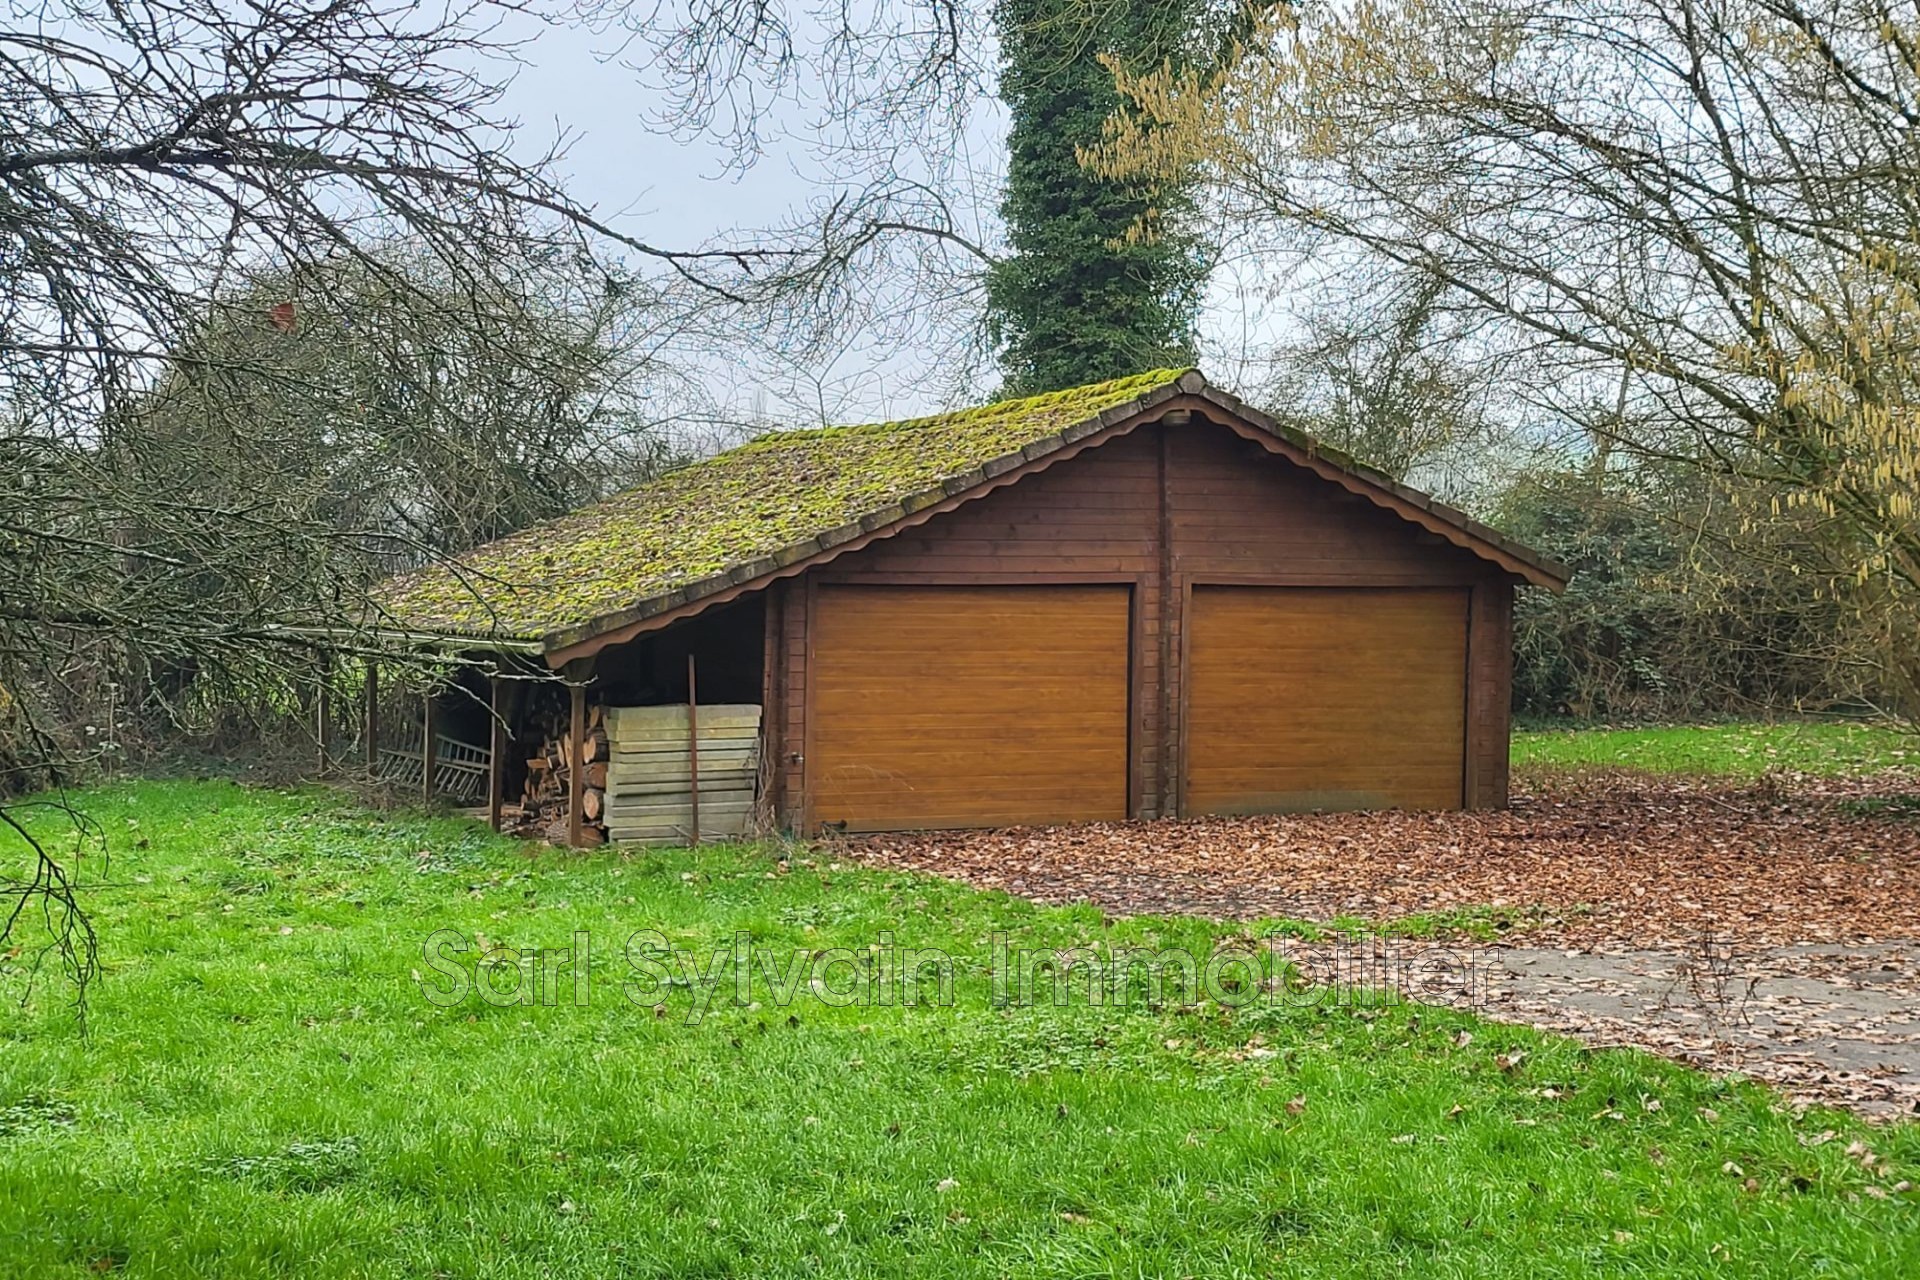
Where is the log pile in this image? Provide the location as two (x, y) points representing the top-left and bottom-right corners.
(508, 701), (608, 845)
(499, 700), (762, 847)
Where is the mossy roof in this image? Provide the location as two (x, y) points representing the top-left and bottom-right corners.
(371, 369), (1194, 646)
(370, 367), (1569, 652)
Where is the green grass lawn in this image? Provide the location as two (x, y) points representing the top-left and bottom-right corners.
(1513, 719), (1917, 778)
(1, 780), (1915, 1278)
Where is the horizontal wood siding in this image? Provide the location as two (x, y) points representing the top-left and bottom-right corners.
(815, 428), (1166, 820)
(1186, 586), (1469, 813)
(1166, 427), (1495, 584)
(806, 584), (1130, 831)
(1164, 426), (1499, 815)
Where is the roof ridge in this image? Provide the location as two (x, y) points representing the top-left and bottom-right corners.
(739, 367), (1193, 449)
(368, 365), (1566, 649)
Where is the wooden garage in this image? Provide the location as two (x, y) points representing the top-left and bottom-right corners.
(371, 369), (1568, 843)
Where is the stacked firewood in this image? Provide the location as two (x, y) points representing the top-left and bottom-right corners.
(507, 702), (608, 845)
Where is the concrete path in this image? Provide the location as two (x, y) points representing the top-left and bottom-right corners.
(1485, 942), (1920, 1119)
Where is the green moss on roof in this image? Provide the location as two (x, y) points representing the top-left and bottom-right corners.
(372, 369), (1190, 643)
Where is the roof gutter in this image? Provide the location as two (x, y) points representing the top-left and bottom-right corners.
(269, 623), (547, 658)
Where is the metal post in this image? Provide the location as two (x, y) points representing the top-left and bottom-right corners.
(687, 654), (700, 846)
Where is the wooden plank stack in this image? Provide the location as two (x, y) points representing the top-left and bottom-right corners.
(604, 704), (761, 844)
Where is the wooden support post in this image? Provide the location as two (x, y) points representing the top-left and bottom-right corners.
(1157, 423), (1176, 819)
(687, 654), (700, 846)
(487, 671), (508, 832)
(761, 585), (781, 828)
(421, 692), (437, 804)
(567, 681), (586, 848)
(315, 678), (331, 776)
(364, 662), (379, 775)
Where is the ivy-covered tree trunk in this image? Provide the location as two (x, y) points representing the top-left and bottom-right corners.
(986, 0), (1210, 395)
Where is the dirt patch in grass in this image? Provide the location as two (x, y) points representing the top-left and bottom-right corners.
(838, 770), (1920, 950)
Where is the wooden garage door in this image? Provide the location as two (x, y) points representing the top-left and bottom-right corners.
(1185, 586), (1467, 814)
(809, 584), (1130, 831)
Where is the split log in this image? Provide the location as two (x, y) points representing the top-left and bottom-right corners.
(506, 698), (610, 846)
(580, 728), (608, 766)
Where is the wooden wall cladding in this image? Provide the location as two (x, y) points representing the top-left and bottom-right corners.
(805, 584), (1130, 832)
(769, 411), (1519, 830)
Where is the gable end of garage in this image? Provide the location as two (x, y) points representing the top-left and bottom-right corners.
(765, 411), (1529, 833)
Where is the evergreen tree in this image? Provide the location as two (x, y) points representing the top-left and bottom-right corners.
(986, 0), (1211, 394)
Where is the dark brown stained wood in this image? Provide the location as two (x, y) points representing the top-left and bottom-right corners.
(1164, 431), (1492, 581)
(1466, 579), (1514, 808)
(1185, 586), (1468, 814)
(816, 429), (1166, 822)
(780, 578), (808, 823)
(421, 693), (436, 804)
(761, 418), (1522, 829)
(806, 584), (1130, 831)
(539, 386), (1559, 672)
(1155, 427), (1173, 820)
(487, 674), (507, 831)
(761, 580), (782, 820)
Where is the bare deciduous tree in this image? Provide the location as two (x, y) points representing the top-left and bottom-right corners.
(577, 0), (990, 164)
(1097, 0), (1920, 715)
(4, 0), (756, 416)
(0, 0), (765, 1012)
(1261, 273), (1496, 487)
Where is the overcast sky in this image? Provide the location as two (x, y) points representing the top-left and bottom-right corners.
(497, 21), (819, 254)
(483, 12), (1298, 423)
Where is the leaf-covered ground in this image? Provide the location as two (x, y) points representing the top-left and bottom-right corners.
(2, 780), (1916, 1276)
(841, 772), (1920, 950)
(1483, 941), (1920, 1119)
(841, 767), (1920, 1118)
